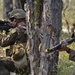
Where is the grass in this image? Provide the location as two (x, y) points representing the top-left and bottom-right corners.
(57, 51), (75, 75)
(57, 34), (75, 75)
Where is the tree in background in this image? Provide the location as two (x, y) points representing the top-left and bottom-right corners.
(13, 0), (25, 10)
(3, 0), (13, 20)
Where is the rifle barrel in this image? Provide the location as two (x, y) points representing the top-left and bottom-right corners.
(46, 37), (75, 53)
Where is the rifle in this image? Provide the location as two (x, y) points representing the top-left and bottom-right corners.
(0, 20), (13, 34)
(46, 37), (75, 53)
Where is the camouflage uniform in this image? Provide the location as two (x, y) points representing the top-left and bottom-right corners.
(67, 49), (75, 75)
(69, 26), (75, 62)
(65, 29), (75, 75)
(0, 9), (28, 69)
(61, 26), (75, 75)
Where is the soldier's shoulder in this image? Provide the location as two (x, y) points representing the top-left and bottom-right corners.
(9, 28), (17, 34)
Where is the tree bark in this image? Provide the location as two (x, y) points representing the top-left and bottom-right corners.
(39, 0), (63, 75)
(38, 0), (43, 28)
(26, 0), (40, 75)
(20, 0), (26, 10)
(13, 0), (23, 9)
(3, 0), (13, 20)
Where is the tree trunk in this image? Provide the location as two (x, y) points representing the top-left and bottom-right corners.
(13, 0), (23, 9)
(38, 0), (43, 28)
(20, 0), (26, 10)
(3, 0), (13, 20)
(39, 0), (63, 75)
(26, 0), (40, 75)
(13, 0), (25, 10)
(33, 0), (43, 28)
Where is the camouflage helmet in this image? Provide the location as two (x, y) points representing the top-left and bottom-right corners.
(9, 9), (26, 19)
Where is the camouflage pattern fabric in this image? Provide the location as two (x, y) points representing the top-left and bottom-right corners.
(0, 21), (28, 69)
(69, 49), (75, 62)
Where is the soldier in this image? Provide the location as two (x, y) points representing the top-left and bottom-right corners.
(59, 23), (75, 75)
(0, 9), (29, 74)
(60, 23), (75, 61)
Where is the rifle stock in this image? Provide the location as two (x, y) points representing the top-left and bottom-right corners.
(46, 37), (75, 53)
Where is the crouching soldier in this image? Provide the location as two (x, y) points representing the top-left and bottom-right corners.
(0, 9), (29, 75)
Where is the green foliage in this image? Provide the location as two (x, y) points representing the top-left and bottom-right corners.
(57, 51), (75, 75)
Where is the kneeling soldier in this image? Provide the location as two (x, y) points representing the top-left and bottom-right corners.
(0, 9), (29, 74)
